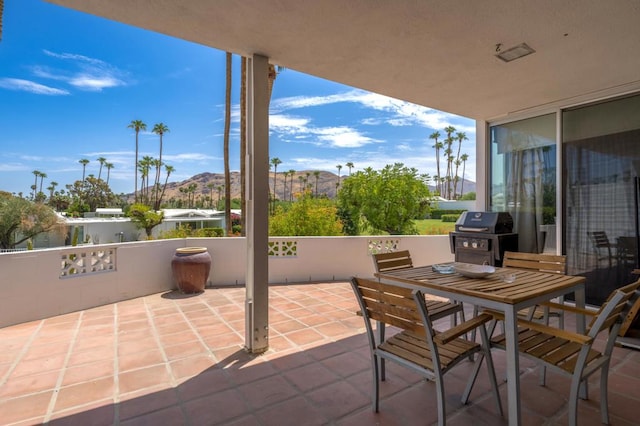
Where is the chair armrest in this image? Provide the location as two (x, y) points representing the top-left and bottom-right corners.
(539, 301), (597, 317)
(434, 313), (492, 344)
(488, 310), (592, 345)
(515, 318), (593, 345)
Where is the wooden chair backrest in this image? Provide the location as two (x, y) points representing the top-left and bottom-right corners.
(502, 251), (567, 275)
(372, 250), (413, 273)
(350, 277), (425, 335)
(588, 278), (640, 337)
(589, 231), (611, 248)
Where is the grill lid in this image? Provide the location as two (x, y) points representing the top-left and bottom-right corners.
(454, 211), (513, 234)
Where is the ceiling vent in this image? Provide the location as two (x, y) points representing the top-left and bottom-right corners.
(495, 43), (535, 63)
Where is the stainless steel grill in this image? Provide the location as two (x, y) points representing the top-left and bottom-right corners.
(449, 212), (518, 266)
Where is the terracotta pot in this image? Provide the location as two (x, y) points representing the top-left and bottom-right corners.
(171, 247), (211, 294)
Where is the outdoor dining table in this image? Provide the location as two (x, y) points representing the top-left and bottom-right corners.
(375, 263), (586, 426)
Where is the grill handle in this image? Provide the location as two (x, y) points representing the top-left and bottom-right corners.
(457, 226), (490, 232)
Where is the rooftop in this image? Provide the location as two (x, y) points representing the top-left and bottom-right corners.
(1, 282), (638, 425)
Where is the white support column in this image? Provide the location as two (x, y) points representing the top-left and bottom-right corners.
(475, 119), (488, 210)
(244, 54), (270, 353)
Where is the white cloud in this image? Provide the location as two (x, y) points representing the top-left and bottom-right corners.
(69, 74), (124, 91)
(0, 78), (69, 95)
(33, 50), (128, 92)
(272, 89), (475, 134)
(361, 117), (382, 125)
(163, 153), (217, 162)
(270, 114), (312, 133)
(271, 114), (377, 148)
(0, 163), (29, 172)
(314, 127), (375, 148)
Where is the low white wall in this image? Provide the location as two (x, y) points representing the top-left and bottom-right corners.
(0, 235), (453, 327)
(0, 240), (182, 327)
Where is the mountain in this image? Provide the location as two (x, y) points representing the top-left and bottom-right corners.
(135, 171), (476, 204)
(157, 170), (343, 203)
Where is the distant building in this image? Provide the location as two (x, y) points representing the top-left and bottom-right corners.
(27, 208), (238, 249)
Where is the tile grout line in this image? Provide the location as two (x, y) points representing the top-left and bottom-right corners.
(42, 312), (84, 424)
(182, 296), (228, 364)
(0, 320), (45, 387)
(201, 291), (249, 352)
(142, 296), (188, 424)
(143, 297), (177, 386)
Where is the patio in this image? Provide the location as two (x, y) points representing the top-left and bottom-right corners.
(1, 282), (639, 425)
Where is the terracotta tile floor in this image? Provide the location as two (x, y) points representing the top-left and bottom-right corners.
(1, 282), (639, 425)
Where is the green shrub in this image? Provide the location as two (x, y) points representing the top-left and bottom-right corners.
(441, 214), (461, 223)
(429, 209), (467, 220)
(270, 191), (344, 236)
(158, 225), (191, 239)
(194, 228), (224, 237)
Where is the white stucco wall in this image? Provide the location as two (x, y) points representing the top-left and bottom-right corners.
(0, 235), (453, 327)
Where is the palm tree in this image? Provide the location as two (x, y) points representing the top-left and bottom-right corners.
(49, 181), (58, 199)
(453, 131), (467, 198)
(31, 170), (41, 199)
(288, 170), (296, 201)
(336, 164), (342, 188)
(206, 183), (215, 208)
(128, 120), (147, 203)
(151, 158), (162, 209)
(298, 175), (304, 194)
(282, 171), (289, 203)
(429, 131), (442, 196)
(78, 159), (89, 181)
(460, 153), (469, 197)
(270, 157), (282, 212)
(96, 157), (106, 180)
(157, 164), (174, 209)
(313, 171), (320, 197)
(217, 185), (224, 209)
(38, 172), (47, 195)
(152, 123), (169, 192)
(105, 162), (114, 185)
(443, 126), (456, 199)
(188, 183), (198, 209)
(223, 52), (232, 235)
(138, 156), (153, 205)
(346, 162), (354, 175)
(267, 64), (285, 103)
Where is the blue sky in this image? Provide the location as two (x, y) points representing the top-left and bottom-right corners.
(0, 0), (476, 196)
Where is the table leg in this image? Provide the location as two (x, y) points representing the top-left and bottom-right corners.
(504, 306), (522, 426)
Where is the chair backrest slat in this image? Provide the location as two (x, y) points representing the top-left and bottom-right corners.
(354, 278), (424, 332)
(589, 231), (611, 248)
(588, 279), (640, 338)
(372, 250), (413, 273)
(503, 251), (566, 274)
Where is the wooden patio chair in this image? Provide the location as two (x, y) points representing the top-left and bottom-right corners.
(487, 279), (640, 426)
(588, 231), (616, 269)
(350, 277), (503, 425)
(502, 251), (567, 328)
(372, 251), (465, 322)
(372, 251), (467, 375)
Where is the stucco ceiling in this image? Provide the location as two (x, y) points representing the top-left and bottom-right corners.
(47, 0), (640, 121)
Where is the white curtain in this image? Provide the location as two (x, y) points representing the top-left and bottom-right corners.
(505, 146), (545, 253)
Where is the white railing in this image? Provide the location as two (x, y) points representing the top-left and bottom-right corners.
(0, 235), (453, 327)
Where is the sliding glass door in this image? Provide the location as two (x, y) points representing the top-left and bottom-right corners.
(563, 94), (640, 305)
(489, 114), (557, 254)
